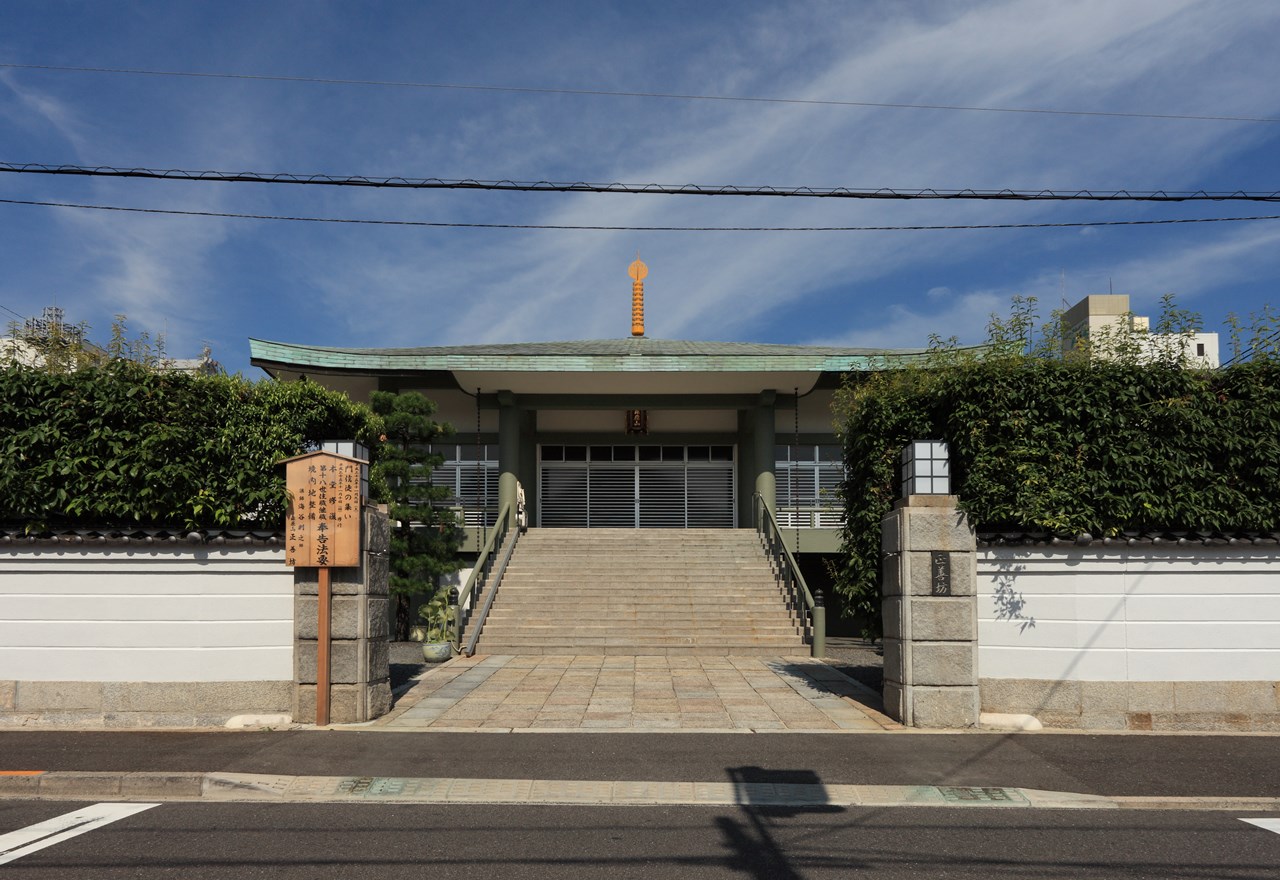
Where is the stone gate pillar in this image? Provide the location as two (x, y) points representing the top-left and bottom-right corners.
(881, 495), (979, 728)
(293, 505), (391, 724)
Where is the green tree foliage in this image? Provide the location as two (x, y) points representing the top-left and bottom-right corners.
(833, 296), (1280, 635)
(369, 390), (463, 639)
(0, 361), (380, 531)
(4, 307), (101, 373)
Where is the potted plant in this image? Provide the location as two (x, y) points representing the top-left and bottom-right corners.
(417, 586), (455, 663)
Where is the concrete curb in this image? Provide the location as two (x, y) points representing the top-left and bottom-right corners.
(4, 771), (1280, 811)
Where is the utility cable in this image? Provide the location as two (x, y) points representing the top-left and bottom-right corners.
(3, 163), (1279, 202)
(2, 62), (1276, 124)
(1221, 325), (1280, 367)
(3, 197), (1279, 231)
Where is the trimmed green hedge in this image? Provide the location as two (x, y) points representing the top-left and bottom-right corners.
(0, 362), (381, 531)
(833, 357), (1280, 630)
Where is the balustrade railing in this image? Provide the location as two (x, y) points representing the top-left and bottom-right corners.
(451, 501), (519, 655)
(753, 492), (825, 658)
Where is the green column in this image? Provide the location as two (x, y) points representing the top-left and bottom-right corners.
(497, 391), (519, 529)
(753, 390), (776, 520)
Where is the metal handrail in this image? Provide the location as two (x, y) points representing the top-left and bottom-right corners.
(753, 492), (825, 658)
(451, 501), (517, 653)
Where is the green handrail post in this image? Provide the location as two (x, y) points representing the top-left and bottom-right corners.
(812, 594), (826, 660)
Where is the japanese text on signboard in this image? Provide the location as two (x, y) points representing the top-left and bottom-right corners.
(284, 452), (361, 567)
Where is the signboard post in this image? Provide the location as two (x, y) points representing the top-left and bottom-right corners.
(281, 450), (365, 726)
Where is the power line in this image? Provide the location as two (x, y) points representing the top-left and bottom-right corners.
(2, 61), (1276, 125)
(3, 163), (1280, 202)
(1221, 326), (1280, 367)
(4, 196), (1279, 232)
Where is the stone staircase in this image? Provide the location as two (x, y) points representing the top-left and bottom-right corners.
(469, 528), (809, 655)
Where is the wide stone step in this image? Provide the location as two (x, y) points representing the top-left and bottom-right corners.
(484, 608), (799, 617)
(473, 645), (806, 657)
(485, 604), (795, 613)
(494, 598), (787, 604)
(475, 635), (805, 647)
(513, 557), (765, 564)
(478, 630), (803, 642)
(500, 573), (781, 581)
(481, 626), (798, 639)
(480, 614), (800, 625)
(467, 527), (806, 656)
(494, 583), (783, 590)
(495, 582), (784, 590)
(515, 538), (762, 545)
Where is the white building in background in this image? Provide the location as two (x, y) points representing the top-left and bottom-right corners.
(0, 336), (41, 368)
(1062, 294), (1219, 368)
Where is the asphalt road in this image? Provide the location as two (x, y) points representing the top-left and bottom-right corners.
(2, 799), (1278, 878)
(3, 730), (1280, 798)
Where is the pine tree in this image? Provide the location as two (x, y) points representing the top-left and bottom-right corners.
(369, 390), (463, 639)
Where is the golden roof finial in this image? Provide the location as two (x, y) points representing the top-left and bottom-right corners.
(628, 253), (647, 337)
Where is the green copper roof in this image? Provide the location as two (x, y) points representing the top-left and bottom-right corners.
(249, 336), (958, 374)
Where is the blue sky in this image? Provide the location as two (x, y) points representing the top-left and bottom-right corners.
(2, 0), (1279, 375)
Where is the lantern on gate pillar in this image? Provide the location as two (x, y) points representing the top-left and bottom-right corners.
(900, 441), (951, 498)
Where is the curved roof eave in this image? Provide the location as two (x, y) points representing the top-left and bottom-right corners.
(248, 337), (973, 376)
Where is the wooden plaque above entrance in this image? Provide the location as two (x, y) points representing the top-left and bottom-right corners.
(281, 450), (364, 568)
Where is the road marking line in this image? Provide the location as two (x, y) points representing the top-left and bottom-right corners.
(1240, 818), (1280, 835)
(0, 802), (159, 865)
(0, 771), (44, 776)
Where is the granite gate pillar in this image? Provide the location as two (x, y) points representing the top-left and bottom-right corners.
(293, 504), (391, 724)
(881, 495), (979, 728)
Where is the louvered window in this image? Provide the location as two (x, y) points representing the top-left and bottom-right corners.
(775, 444), (844, 529)
(539, 445), (735, 528)
(429, 444), (499, 527)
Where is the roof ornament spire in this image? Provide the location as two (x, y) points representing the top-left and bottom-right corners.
(628, 253), (647, 337)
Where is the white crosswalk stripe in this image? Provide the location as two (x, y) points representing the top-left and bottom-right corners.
(0, 802), (160, 865)
(1240, 818), (1280, 835)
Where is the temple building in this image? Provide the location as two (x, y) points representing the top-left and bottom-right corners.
(249, 260), (939, 597)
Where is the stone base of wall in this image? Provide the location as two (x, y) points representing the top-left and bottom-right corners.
(885, 681), (979, 729)
(981, 678), (1280, 731)
(0, 680), (292, 728)
(293, 681), (391, 725)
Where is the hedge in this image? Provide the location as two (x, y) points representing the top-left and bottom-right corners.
(832, 304), (1280, 633)
(0, 361), (382, 531)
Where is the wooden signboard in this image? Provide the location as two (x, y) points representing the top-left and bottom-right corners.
(282, 451), (363, 569)
(281, 449), (366, 727)
(625, 409), (648, 435)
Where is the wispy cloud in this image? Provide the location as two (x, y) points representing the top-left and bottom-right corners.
(2, 1), (1278, 371)
(294, 0), (1280, 353)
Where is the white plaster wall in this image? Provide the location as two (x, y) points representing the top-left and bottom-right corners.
(0, 545), (293, 682)
(977, 546), (1280, 682)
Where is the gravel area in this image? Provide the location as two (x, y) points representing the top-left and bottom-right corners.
(820, 636), (883, 692)
(390, 640), (429, 691)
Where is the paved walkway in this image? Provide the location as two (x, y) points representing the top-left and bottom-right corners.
(377, 654), (896, 731)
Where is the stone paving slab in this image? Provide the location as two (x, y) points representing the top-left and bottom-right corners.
(378, 654), (896, 732)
